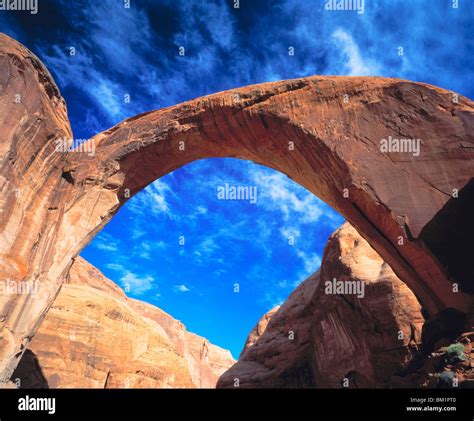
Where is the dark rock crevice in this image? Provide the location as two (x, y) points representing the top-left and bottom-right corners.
(11, 350), (49, 389)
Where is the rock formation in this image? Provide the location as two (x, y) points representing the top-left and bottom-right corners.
(0, 32), (473, 383)
(391, 332), (474, 388)
(10, 257), (234, 388)
(217, 223), (425, 388)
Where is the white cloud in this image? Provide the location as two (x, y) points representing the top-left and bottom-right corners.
(132, 227), (146, 240)
(106, 263), (125, 271)
(249, 168), (326, 224)
(37, 0), (154, 125)
(198, 238), (220, 256)
(130, 179), (173, 217)
(134, 240), (166, 260)
(332, 28), (380, 76)
(90, 81), (123, 120)
(93, 233), (120, 252)
(195, 206), (207, 215)
(174, 284), (190, 293)
(261, 292), (285, 309)
(94, 243), (118, 252)
(296, 251), (321, 277)
(280, 226), (301, 242)
(277, 280), (288, 289)
(144, 180), (171, 214)
(119, 272), (154, 295)
(39, 45), (127, 124)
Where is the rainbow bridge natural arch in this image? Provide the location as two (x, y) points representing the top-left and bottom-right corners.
(0, 34), (473, 383)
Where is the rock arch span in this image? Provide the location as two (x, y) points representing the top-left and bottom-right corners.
(0, 34), (473, 382)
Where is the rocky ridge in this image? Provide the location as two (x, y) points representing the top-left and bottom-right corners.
(11, 257), (235, 388)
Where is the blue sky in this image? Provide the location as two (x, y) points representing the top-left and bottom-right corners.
(81, 158), (343, 357)
(1, 0), (472, 357)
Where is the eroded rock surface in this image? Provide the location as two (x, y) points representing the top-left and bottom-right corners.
(10, 257), (234, 388)
(217, 223), (425, 388)
(1, 33), (473, 383)
(391, 333), (474, 389)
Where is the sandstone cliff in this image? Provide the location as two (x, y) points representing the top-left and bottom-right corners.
(1, 33), (472, 382)
(217, 222), (425, 388)
(10, 257), (234, 388)
(1, 33), (473, 384)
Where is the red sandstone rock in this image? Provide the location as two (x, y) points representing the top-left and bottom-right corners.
(217, 223), (425, 388)
(10, 257), (234, 388)
(0, 33), (473, 383)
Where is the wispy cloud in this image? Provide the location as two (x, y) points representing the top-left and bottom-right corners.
(134, 240), (167, 260)
(261, 291), (285, 309)
(198, 238), (220, 256)
(249, 166), (341, 226)
(174, 284), (190, 293)
(331, 28), (380, 76)
(93, 232), (120, 252)
(129, 180), (173, 217)
(119, 271), (154, 295)
(296, 251), (322, 279)
(106, 263), (125, 271)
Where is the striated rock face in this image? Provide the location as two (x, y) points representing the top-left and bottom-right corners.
(126, 299), (236, 388)
(1, 33), (473, 382)
(217, 223), (425, 388)
(10, 257), (234, 388)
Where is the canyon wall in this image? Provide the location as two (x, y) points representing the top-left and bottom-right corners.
(218, 222), (425, 388)
(1, 33), (473, 382)
(9, 225), (474, 389)
(10, 257), (234, 388)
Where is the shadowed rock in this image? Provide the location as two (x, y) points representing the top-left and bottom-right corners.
(11, 350), (49, 389)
